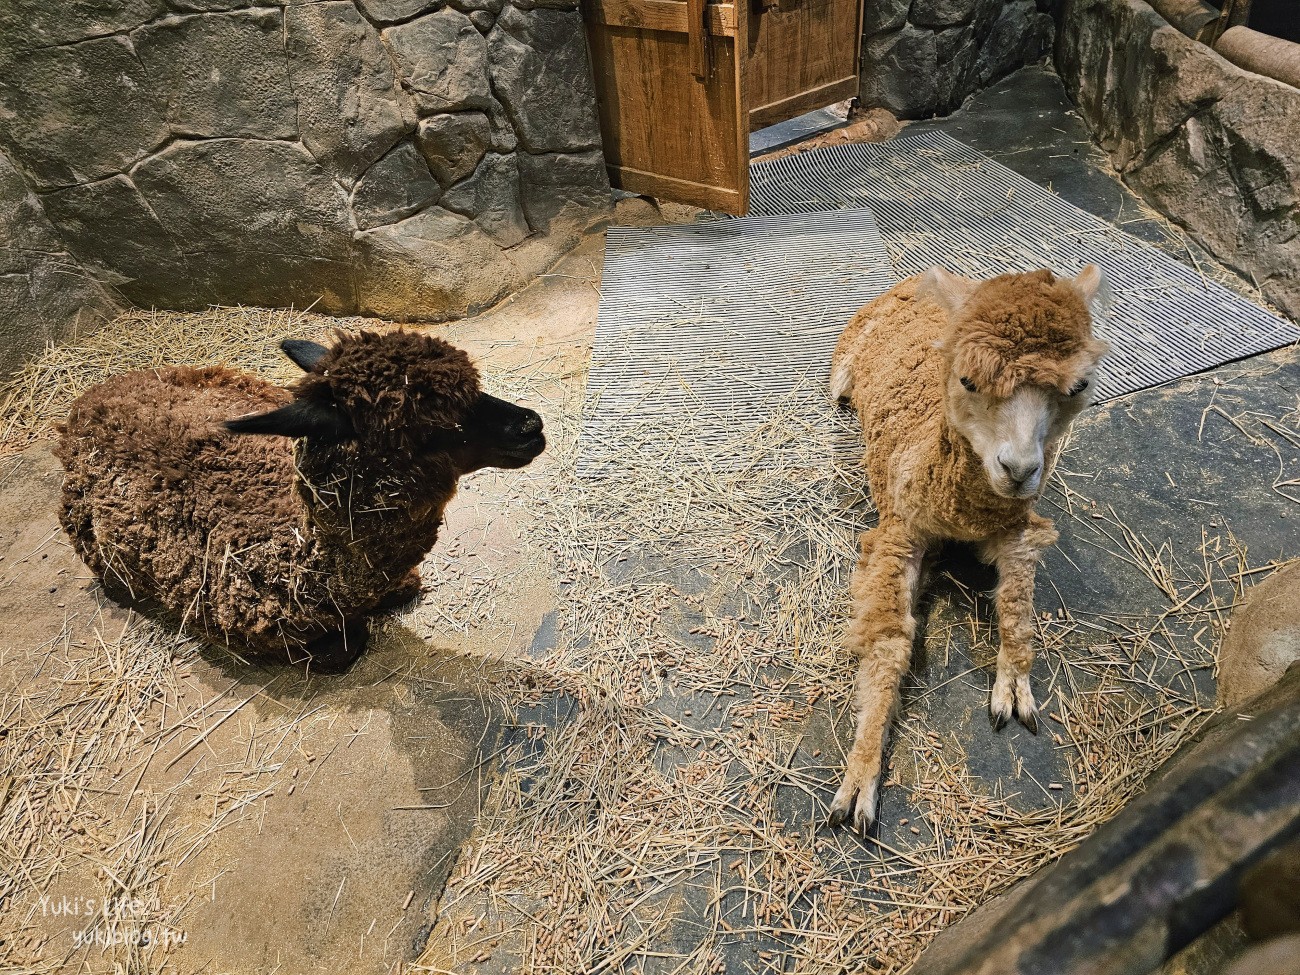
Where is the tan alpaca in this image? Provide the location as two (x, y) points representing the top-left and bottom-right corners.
(827, 266), (1109, 831)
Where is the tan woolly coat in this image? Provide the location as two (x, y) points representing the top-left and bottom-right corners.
(832, 271), (1100, 547)
(826, 268), (1106, 829)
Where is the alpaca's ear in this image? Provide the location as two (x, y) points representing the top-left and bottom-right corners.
(281, 339), (330, 372)
(1071, 264), (1111, 311)
(917, 267), (978, 317)
(224, 399), (354, 441)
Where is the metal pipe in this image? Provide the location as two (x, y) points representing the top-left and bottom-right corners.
(1215, 25), (1300, 90)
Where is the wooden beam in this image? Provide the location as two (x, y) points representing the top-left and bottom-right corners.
(583, 0), (737, 37)
(749, 75), (858, 131)
(605, 163), (745, 214)
(687, 0), (708, 79)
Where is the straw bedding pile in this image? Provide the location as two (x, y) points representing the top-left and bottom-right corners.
(414, 375), (1267, 973)
(1, 304), (1283, 974)
(0, 307), (357, 457)
(0, 605), (332, 973)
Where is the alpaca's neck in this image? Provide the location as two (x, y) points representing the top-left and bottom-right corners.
(931, 412), (1038, 534)
(293, 440), (455, 594)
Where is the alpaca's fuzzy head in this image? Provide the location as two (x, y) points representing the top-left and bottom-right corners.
(225, 330), (545, 473)
(919, 266), (1110, 500)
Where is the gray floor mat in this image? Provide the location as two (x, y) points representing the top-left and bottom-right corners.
(749, 130), (1299, 400)
(577, 208), (896, 476)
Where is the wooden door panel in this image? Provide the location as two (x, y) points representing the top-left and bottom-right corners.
(584, 1), (749, 213)
(747, 0), (862, 130)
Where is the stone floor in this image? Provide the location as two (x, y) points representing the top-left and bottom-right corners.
(2, 64), (1295, 975)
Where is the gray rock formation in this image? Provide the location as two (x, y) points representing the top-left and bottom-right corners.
(131, 138), (358, 311)
(0, 0), (165, 49)
(351, 141), (443, 230)
(911, 0), (980, 28)
(1054, 0), (1300, 319)
(285, 2), (414, 181)
(40, 175), (196, 307)
(133, 9), (299, 140)
(860, 0), (1054, 118)
(416, 113), (491, 187)
(517, 149), (611, 231)
(488, 6), (603, 152)
(385, 9), (494, 113)
(0, 148), (118, 376)
(133, 139), (354, 260)
(1217, 562), (1300, 710)
(355, 0), (443, 21)
(440, 151), (529, 246)
(352, 206), (520, 319)
(862, 0), (910, 34)
(0, 0), (611, 366)
(0, 36), (170, 188)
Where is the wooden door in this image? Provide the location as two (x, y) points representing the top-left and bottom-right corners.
(746, 0), (862, 130)
(582, 0), (861, 215)
(584, 0), (750, 214)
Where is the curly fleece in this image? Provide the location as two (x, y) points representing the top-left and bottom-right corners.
(947, 269), (1107, 400)
(55, 331), (481, 658)
(832, 271), (1099, 538)
(825, 269), (1104, 831)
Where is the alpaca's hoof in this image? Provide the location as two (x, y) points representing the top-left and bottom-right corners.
(990, 680), (1015, 732)
(828, 766), (881, 835)
(991, 670), (1037, 734)
(302, 623), (369, 674)
(1019, 708), (1040, 735)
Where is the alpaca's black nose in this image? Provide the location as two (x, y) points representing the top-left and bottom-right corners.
(515, 411), (543, 438)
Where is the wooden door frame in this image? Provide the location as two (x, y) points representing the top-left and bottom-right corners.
(583, 0), (867, 213)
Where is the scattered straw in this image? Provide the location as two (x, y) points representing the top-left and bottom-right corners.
(0, 306), (383, 457)
(1, 299), (1290, 974)
(412, 355), (1275, 974)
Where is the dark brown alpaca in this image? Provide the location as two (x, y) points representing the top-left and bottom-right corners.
(56, 330), (545, 671)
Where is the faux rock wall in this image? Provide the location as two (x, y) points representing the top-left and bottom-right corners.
(0, 146), (120, 376)
(0, 0), (611, 328)
(1055, 0), (1300, 320)
(859, 0), (1057, 118)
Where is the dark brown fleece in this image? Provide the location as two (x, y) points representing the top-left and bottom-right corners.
(298, 329), (481, 450)
(55, 331), (482, 658)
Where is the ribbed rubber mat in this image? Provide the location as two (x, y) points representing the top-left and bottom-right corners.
(749, 131), (1300, 400)
(577, 208), (896, 476)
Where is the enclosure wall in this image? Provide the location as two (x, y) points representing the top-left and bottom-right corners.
(0, 0), (613, 351)
(859, 0), (1058, 118)
(1054, 0), (1300, 319)
(0, 146), (120, 376)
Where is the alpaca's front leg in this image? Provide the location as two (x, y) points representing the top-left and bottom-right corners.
(829, 522), (925, 833)
(989, 517), (1058, 732)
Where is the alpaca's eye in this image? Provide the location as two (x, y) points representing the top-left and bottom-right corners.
(1067, 378), (1090, 397)
(959, 376), (977, 393)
